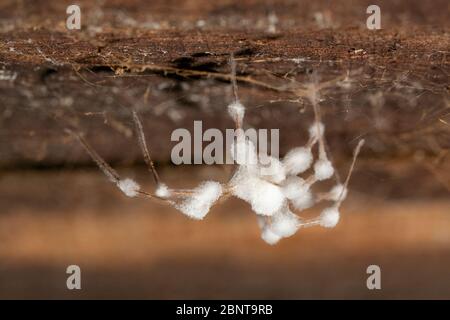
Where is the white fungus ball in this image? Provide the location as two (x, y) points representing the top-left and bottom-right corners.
(282, 147), (313, 175)
(117, 178), (141, 197)
(328, 184), (348, 202)
(155, 183), (171, 198)
(261, 227), (282, 245)
(258, 153), (286, 184)
(249, 179), (285, 216)
(271, 210), (300, 238)
(281, 176), (307, 200)
(320, 207), (340, 228)
(291, 188), (314, 210)
(230, 136), (258, 166)
(230, 167), (255, 202)
(177, 181), (223, 220)
(308, 122), (325, 140)
(314, 159), (334, 181)
(227, 101), (245, 124)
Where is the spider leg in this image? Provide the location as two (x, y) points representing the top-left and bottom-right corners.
(335, 139), (365, 207)
(66, 129), (120, 184)
(66, 128), (168, 202)
(299, 218), (321, 228)
(131, 110), (161, 185)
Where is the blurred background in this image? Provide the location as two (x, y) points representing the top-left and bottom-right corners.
(0, 0), (449, 299)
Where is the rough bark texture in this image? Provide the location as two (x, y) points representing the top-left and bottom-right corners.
(1, 0), (449, 171)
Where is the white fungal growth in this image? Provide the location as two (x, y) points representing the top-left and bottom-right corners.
(261, 227), (282, 245)
(230, 136), (258, 166)
(281, 176), (307, 200)
(320, 207), (340, 228)
(270, 208), (301, 238)
(308, 122), (325, 141)
(117, 178), (141, 198)
(258, 153), (286, 184)
(231, 173), (285, 216)
(328, 184), (348, 202)
(314, 159), (335, 181)
(176, 181), (223, 220)
(291, 188), (314, 210)
(155, 183), (171, 198)
(247, 178), (285, 216)
(227, 101), (245, 125)
(282, 147), (313, 175)
(229, 166), (255, 201)
(256, 215), (267, 230)
(281, 176), (313, 210)
(76, 71), (363, 246)
(259, 206), (300, 244)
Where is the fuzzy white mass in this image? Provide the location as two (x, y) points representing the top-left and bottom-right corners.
(117, 178), (141, 197)
(76, 68), (361, 247)
(291, 188), (313, 210)
(281, 177), (314, 210)
(314, 159), (334, 181)
(249, 179), (285, 216)
(258, 153), (286, 184)
(176, 181), (223, 220)
(227, 101), (245, 124)
(308, 122), (325, 140)
(261, 227), (282, 245)
(328, 184), (348, 202)
(270, 209), (301, 238)
(320, 207), (340, 228)
(281, 176), (307, 200)
(232, 177), (285, 216)
(155, 183), (171, 198)
(229, 166), (253, 201)
(282, 147), (313, 175)
(230, 136), (258, 166)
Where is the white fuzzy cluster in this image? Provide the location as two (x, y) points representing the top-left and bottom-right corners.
(176, 181), (223, 220)
(155, 183), (171, 198)
(159, 100), (343, 245)
(282, 147), (312, 175)
(82, 87), (356, 247)
(314, 159), (334, 181)
(308, 122), (325, 141)
(252, 183), (285, 215)
(230, 135), (258, 166)
(320, 206), (340, 228)
(227, 101), (245, 125)
(328, 184), (348, 202)
(225, 107), (341, 245)
(282, 177), (313, 210)
(117, 178), (141, 198)
(258, 153), (286, 184)
(139, 102), (340, 245)
(259, 206), (301, 245)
